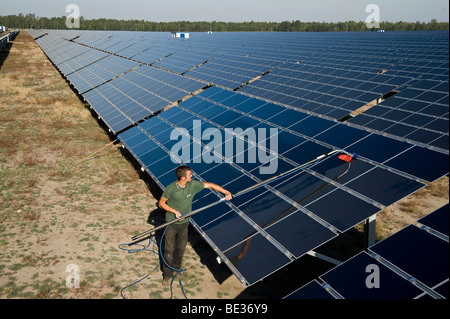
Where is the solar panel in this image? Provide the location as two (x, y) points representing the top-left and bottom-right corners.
(285, 280), (336, 299)
(320, 251), (426, 299)
(185, 55), (277, 90)
(117, 86), (440, 285)
(57, 49), (109, 75)
(286, 203), (449, 299)
(417, 203), (449, 237)
(348, 77), (449, 151)
(370, 225), (449, 292)
(0, 30), (19, 51)
(66, 54), (140, 94)
(31, 29), (449, 289)
(78, 64), (207, 133)
(239, 63), (406, 120)
(82, 87), (138, 134)
(153, 49), (212, 74)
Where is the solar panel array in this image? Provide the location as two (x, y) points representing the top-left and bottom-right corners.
(28, 29), (449, 289)
(0, 29), (19, 51)
(28, 31), (209, 134)
(286, 203), (449, 299)
(348, 76), (449, 151)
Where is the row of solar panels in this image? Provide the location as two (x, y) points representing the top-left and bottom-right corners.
(29, 31), (208, 134)
(29, 29), (448, 153)
(0, 29), (19, 51)
(28, 29), (449, 291)
(286, 203), (449, 299)
(117, 86), (446, 285)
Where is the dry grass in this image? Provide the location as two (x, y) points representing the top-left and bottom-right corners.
(0, 31), (245, 299)
(376, 177), (449, 240)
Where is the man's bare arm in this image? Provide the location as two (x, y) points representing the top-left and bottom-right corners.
(159, 195), (183, 220)
(204, 182), (233, 201)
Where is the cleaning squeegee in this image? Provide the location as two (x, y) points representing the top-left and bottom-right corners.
(338, 152), (358, 163)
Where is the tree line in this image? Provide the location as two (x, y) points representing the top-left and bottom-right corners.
(1, 13), (448, 32)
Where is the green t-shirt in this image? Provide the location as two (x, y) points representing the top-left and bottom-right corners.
(162, 180), (205, 224)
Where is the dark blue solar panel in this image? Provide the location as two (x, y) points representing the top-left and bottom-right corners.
(384, 146), (449, 183)
(202, 210), (259, 252)
(282, 141), (330, 164)
(83, 89), (136, 133)
(191, 195), (234, 227)
(365, 118), (395, 131)
(285, 280), (336, 299)
(383, 123), (418, 137)
(248, 102), (287, 119)
(289, 116), (335, 137)
(265, 211), (337, 258)
(223, 233), (292, 286)
(232, 189), (297, 227)
(370, 225), (449, 288)
(59, 49), (108, 75)
(270, 170), (335, 207)
(344, 167), (424, 206)
(418, 203), (449, 236)
(425, 118), (449, 133)
(66, 54), (140, 94)
(320, 252), (424, 299)
(406, 129), (441, 145)
(429, 135), (449, 150)
(146, 155), (180, 178)
(267, 109), (308, 128)
(210, 109), (243, 126)
(349, 134), (412, 163)
(277, 131), (308, 154)
(305, 189), (381, 232)
(314, 124), (370, 149)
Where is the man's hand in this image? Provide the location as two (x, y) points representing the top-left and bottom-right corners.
(174, 210), (184, 221)
(224, 192), (233, 201)
(159, 195), (184, 221)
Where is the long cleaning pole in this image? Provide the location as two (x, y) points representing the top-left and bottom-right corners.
(129, 149), (353, 244)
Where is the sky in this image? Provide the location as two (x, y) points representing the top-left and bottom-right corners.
(1, 0), (449, 22)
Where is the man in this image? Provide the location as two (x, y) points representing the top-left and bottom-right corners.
(159, 165), (232, 284)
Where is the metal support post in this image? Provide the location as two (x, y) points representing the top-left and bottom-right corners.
(364, 214), (377, 250)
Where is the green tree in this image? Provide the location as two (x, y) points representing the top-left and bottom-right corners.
(1, 13), (449, 32)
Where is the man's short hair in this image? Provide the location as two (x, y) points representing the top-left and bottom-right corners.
(176, 166), (191, 180)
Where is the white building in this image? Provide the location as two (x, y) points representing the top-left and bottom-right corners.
(171, 32), (189, 39)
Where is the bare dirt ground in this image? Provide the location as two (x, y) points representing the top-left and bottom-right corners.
(0, 31), (448, 299)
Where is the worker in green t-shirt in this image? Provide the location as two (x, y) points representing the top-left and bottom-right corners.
(159, 165), (232, 284)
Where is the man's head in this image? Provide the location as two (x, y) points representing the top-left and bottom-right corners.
(176, 166), (192, 182)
